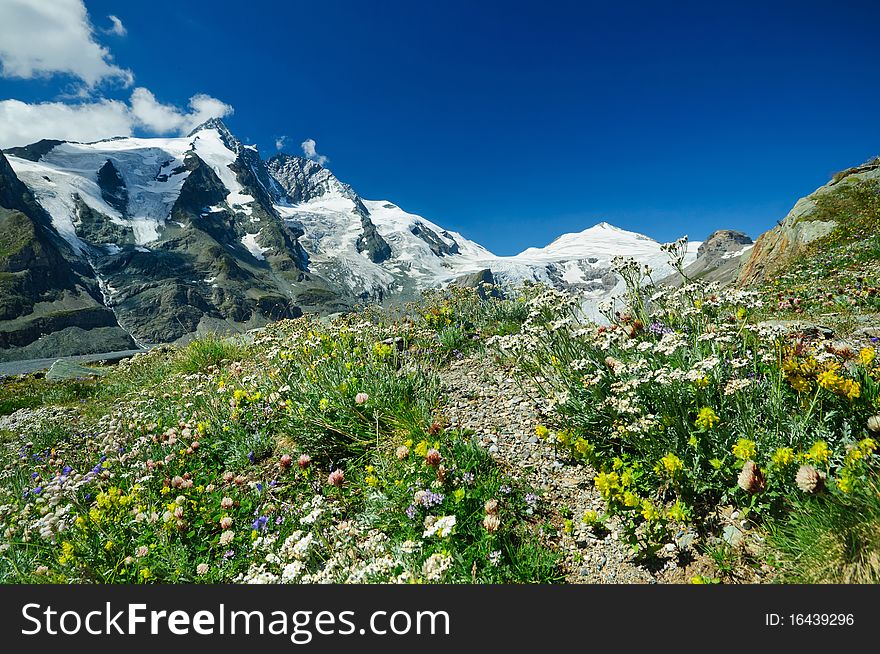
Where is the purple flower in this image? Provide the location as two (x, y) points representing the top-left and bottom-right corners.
(255, 482), (264, 493)
(247, 451), (255, 464)
(405, 505), (417, 520)
(223, 549), (235, 559)
(420, 491), (445, 507)
(524, 492), (538, 507)
(31, 472), (38, 479)
(461, 472), (475, 485)
(500, 485), (512, 495)
(32, 487), (43, 495)
(62, 466), (72, 475)
(251, 515), (269, 531)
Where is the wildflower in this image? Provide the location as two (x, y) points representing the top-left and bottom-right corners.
(771, 447), (795, 467)
(422, 552), (452, 582)
(694, 407), (720, 430)
(425, 448), (442, 466)
(428, 422), (443, 436)
(622, 491), (640, 508)
(488, 550), (502, 566)
(482, 513), (501, 533)
(582, 510), (599, 526)
(219, 530), (235, 546)
(221, 496), (234, 509)
(395, 445), (409, 460)
(251, 516), (269, 532)
(484, 499), (500, 515)
(414, 440), (429, 457)
(355, 392), (369, 405)
(594, 471), (620, 499)
(732, 439), (757, 461)
(297, 454), (311, 469)
(279, 454), (292, 469)
(737, 461), (765, 494)
(136, 545), (149, 558)
(859, 347), (876, 366)
(196, 563), (209, 576)
(423, 515), (456, 538)
(139, 568), (151, 582)
(327, 469), (345, 487)
(837, 470), (855, 494)
(640, 500), (661, 522)
(806, 440), (831, 464)
(535, 425), (550, 440)
(657, 452), (683, 476)
(524, 492), (538, 507)
(220, 516), (233, 529)
(795, 464), (825, 493)
(817, 368), (842, 392)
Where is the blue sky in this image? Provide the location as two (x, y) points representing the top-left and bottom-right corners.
(1, 0), (879, 254)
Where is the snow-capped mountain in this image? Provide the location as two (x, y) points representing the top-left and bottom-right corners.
(0, 118), (696, 361)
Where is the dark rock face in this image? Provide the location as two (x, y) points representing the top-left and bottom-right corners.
(410, 221), (459, 256)
(97, 160), (128, 214)
(452, 269), (503, 299)
(0, 151), (136, 360)
(697, 230), (753, 262)
(2, 139), (63, 162)
(356, 215), (392, 263)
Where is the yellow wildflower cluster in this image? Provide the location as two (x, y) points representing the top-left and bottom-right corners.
(655, 452), (683, 477)
(783, 353), (860, 400)
(694, 407), (720, 430)
(732, 438), (757, 461)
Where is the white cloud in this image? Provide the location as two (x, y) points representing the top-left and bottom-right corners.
(0, 98), (133, 147)
(130, 88), (233, 135)
(0, 89), (234, 148)
(0, 0), (132, 87)
(0, 1), (234, 149)
(301, 138), (328, 165)
(106, 15), (127, 37)
(275, 135), (287, 150)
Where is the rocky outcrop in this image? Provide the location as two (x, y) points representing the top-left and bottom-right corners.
(738, 159), (880, 286)
(664, 230), (753, 286)
(0, 151), (136, 360)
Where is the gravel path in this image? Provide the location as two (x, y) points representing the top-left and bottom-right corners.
(440, 352), (726, 584)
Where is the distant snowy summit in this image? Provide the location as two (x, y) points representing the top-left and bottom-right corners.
(0, 119), (697, 361)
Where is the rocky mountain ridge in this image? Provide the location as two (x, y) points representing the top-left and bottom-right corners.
(1, 119), (702, 360)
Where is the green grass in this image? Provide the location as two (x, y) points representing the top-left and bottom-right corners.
(767, 469), (880, 583)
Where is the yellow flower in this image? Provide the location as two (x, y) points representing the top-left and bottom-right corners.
(837, 471), (854, 494)
(622, 491), (641, 508)
(771, 447), (795, 467)
(732, 438), (757, 461)
(574, 438), (593, 458)
(594, 471), (620, 499)
(859, 437), (877, 454)
(414, 440), (428, 457)
(319, 397), (330, 411)
(582, 510), (599, 526)
(695, 407), (720, 430)
(806, 440), (831, 464)
(535, 425), (550, 440)
(859, 347), (876, 366)
(641, 500), (661, 522)
(788, 375), (812, 393)
(58, 541), (75, 565)
(365, 475), (379, 487)
(817, 369), (842, 392)
(694, 376), (710, 388)
(657, 453), (683, 476)
(139, 568), (151, 581)
(563, 519), (574, 534)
